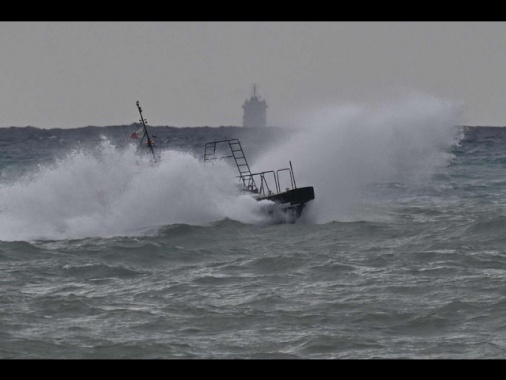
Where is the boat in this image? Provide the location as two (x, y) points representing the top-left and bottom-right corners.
(203, 139), (315, 220)
(127, 102), (315, 221)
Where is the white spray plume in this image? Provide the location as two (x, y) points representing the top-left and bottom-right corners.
(0, 93), (464, 240)
(253, 93), (464, 223)
(0, 138), (268, 241)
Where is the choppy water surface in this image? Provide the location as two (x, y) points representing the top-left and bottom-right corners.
(2, 96), (506, 358)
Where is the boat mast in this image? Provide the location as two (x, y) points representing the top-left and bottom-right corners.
(136, 101), (157, 163)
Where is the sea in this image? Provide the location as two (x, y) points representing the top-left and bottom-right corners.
(2, 96), (506, 359)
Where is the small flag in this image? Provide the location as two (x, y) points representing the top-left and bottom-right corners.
(130, 127), (144, 139)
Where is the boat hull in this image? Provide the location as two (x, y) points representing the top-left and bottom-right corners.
(256, 186), (315, 218)
(257, 186), (314, 205)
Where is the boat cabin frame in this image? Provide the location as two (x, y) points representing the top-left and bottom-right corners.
(203, 139), (299, 198)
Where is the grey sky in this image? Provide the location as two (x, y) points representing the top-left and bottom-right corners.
(1, 21), (505, 129)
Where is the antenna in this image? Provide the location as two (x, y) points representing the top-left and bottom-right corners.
(136, 101), (157, 163)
